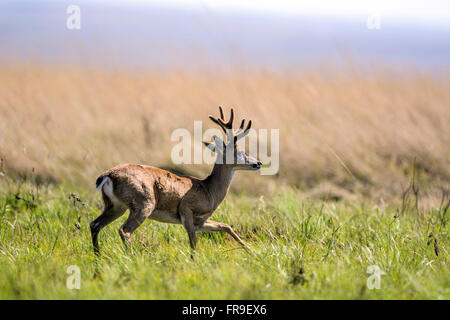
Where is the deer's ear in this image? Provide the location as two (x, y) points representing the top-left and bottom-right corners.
(204, 135), (225, 153)
(213, 135), (225, 150)
(203, 141), (216, 152)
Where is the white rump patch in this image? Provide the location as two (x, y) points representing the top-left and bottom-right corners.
(98, 177), (121, 206)
(96, 176), (109, 191)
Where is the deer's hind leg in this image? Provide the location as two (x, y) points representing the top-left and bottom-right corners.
(90, 191), (126, 255)
(118, 199), (155, 248)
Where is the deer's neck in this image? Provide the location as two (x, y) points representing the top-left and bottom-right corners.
(204, 163), (235, 209)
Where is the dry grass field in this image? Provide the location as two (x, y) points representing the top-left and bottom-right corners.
(1, 63), (449, 201)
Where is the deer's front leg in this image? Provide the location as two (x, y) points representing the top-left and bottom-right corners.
(179, 207), (197, 256)
(196, 219), (247, 248)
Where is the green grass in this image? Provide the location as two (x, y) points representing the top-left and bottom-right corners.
(0, 181), (448, 299)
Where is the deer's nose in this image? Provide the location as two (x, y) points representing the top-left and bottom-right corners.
(252, 161), (262, 169)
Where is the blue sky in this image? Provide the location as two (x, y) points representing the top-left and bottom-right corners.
(1, 0), (449, 70)
(103, 0), (450, 25)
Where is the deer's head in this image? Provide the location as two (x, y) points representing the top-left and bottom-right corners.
(204, 107), (262, 171)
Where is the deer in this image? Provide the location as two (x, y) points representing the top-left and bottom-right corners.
(90, 107), (262, 256)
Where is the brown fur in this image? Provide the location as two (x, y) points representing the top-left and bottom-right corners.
(90, 108), (261, 255)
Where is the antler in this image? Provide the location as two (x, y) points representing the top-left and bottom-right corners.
(209, 106), (233, 133)
(209, 106), (252, 144)
(233, 118), (252, 143)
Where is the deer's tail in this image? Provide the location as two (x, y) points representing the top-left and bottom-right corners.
(95, 175), (110, 191)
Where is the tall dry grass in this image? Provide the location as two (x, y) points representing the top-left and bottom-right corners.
(0, 63), (449, 200)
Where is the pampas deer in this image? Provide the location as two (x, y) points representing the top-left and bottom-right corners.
(90, 107), (261, 255)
